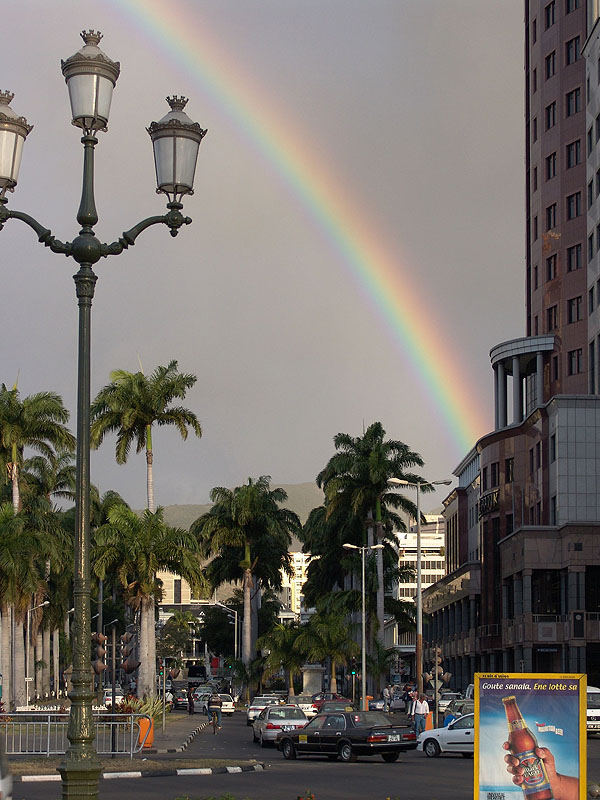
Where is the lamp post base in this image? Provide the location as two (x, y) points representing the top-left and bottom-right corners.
(58, 758), (102, 800)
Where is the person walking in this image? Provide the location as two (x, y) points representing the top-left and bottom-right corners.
(411, 693), (429, 736)
(187, 686), (195, 715)
(383, 684), (391, 713)
(207, 690), (223, 729)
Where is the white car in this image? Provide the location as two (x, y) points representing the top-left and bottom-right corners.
(293, 695), (318, 718)
(103, 688), (124, 707)
(193, 692), (211, 713)
(417, 713), (474, 757)
(437, 692), (463, 714)
(246, 696), (280, 725)
(219, 693), (235, 716)
(252, 704), (307, 746)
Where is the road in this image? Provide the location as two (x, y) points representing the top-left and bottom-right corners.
(13, 713), (600, 800)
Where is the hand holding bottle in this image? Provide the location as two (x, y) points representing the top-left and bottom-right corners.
(503, 741), (579, 800)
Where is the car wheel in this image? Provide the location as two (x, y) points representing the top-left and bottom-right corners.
(338, 741), (357, 762)
(281, 739), (296, 760)
(423, 739), (441, 758)
(461, 752), (473, 758)
(381, 751), (400, 763)
(260, 732), (267, 748)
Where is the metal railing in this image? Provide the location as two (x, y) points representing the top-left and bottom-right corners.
(0, 712), (151, 757)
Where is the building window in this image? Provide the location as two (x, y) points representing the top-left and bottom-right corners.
(550, 433), (556, 462)
(534, 216), (538, 241)
(567, 243), (582, 270)
(567, 140), (581, 167)
(568, 348), (583, 374)
(566, 192), (581, 219)
(590, 234), (595, 261)
(173, 579), (182, 604)
(568, 295), (583, 322)
(545, 2), (556, 28)
(597, 170), (600, 197)
(529, 448), (534, 474)
(590, 287), (595, 315)
(546, 203), (557, 229)
(590, 181), (594, 210)
(545, 102), (556, 129)
(591, 341), (596, 393)
(534, 265), (539, 289)
(545, 51), (556, 78)
(482, 466), (488, 492)
(566, 37), (580, 65)
(491, 462), (499, 487)
(536, 441), (541, 470)
(550, 496), (557, 525)
(597, 223), (600, 251)
(589, 127), (594, 155)
(546, 152), (557, 179)
(506, 513), (514, 536)
(566, 88), (581, 117)
(566, 0), (579, 12)
(505, 457), (514, 483)
(534, 315), (539, 334)
(552, 355), (559, 381)
(547, 304), (558, 331)
(546, 254), (557, 281)
(533, 166), (538, 192)
(532, 68), (537, 94)
(596, 114), (600, 142)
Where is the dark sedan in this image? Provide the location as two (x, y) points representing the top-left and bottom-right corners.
(276, 710), (417, 762)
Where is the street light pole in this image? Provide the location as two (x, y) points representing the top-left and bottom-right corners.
(388, 478), (451, 696)
(0, 31), (206, 800)
(343, 543), (384, 711)
(25, 600), (50, 706)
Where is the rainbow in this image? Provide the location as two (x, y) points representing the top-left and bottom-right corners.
(108, 0), (490, 454)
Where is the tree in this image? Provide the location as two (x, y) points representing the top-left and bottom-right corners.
(192, 477), (300, 666)
(156, 610), (199, 664)
(257, 622), (305, 697)
(90, 361), (202, 512)
(197, 606), (235, 660)
(0, 383), (75, 513)
(93, 506), (206, 698)
(294, 612), (359, 694)
(317, 422), (426, 644)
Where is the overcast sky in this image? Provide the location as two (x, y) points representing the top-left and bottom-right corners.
(2, 1), (524, 513)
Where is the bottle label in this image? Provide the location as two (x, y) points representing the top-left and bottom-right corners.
(508, 719), (526, 731)
(513, 749), (553, 797)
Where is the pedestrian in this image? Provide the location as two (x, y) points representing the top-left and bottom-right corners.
(383, 684), (391, 713)
(411, 693), (429, 736)
(207, 690), (223, 729)
(187, 686), (194, 715)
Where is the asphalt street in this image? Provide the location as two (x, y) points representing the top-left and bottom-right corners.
(12, 713), (600, 800)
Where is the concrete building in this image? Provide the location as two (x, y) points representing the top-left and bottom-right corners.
(423, 0), (600, 690)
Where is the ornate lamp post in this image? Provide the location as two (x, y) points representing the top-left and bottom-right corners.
(0, 31), (206, 800)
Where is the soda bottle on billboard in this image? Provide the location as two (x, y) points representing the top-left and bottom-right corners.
(502, 695), (553, 799)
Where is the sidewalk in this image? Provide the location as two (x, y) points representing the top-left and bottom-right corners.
(145, 710), (209, 753)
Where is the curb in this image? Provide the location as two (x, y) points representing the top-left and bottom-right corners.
(17, 763), (266, 783)
(147, 719), (211, 753)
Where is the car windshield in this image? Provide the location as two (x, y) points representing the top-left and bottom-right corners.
(441, 693), (460, 700)
(295, 696), (314, 704)
(588, 693), (600, 709)
(349, 712), (391, 727)
(268, 707), (306, 720)
(321, 703), (354, 712)
(219, 695), (233, 702)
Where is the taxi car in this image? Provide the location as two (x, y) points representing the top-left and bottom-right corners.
(252, 704), (308, 746)
(246, 695), (280, 725)
(276, 710), (417, 762)
(293, 694), (319, 718)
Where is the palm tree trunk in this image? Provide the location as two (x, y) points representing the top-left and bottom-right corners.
(13, 618), (26, 708)
(139, 600), (156, 698)
(251, 581), (260, 659)
(330, 659), (337, 693)
(42, 627), (51, 697)
(0, 605), (11, 710)
(242, 568), (252, 666)
(146, 426), (154, 512)
(52, 628), (59, 698)
(35, 630), (43, 699)
(375, 511), (385, 647)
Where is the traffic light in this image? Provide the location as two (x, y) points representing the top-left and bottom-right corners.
(91, 632), (107, 676)
(350, 657), (357, 676)
(120, 631), (140, 674)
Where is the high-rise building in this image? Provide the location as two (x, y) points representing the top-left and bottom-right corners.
(423, 1), (600, 689)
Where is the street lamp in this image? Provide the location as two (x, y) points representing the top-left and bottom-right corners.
(25, 600), (50, 706)
(0, 31), (206, 800)
(213, 601), (239, 661)
(388, 477), (451, 696)
(342, 542), (384, 711)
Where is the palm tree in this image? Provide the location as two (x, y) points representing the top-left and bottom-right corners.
(0, 383), (75, 513)
(317, 422), (426, 644)
(257, 622), (305, 697)
(367, 639), (398, 696)
(93, 505), (206, 698)
(90, 361), (201, 512)
(192, 477), (300, 666)
(294, 612), (359, 694)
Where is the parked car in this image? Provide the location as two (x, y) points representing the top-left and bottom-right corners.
(252, 704), (308, 746)
(246, 695), (281, 725)
(293, 694), (319, 718)
(319, 701), (356, 713)
(277, 710), (417, 762)
(417, 713), (475, 757)
(193, 692), (211, 714)
(443, 699), (474, 724)
(368, 697), (386, 711)
(437, 692), (463, 714)
(103, 688), (124, 707)
(172, 688), (189, 709)
(311, 692), (351, 711)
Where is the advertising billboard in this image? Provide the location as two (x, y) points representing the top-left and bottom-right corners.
(475, 673), (586, 800)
